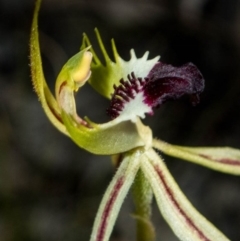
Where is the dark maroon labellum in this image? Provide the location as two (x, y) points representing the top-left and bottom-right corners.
(144, 62), (205, 107)
(107, 62), (205, 120)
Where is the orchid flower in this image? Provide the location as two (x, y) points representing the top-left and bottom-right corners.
(30, 0), (240, 241)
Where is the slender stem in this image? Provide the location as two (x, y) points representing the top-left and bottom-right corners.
(132, 169), (155, 241)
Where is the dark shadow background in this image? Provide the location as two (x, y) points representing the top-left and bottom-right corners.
(0, 0), (240, 240)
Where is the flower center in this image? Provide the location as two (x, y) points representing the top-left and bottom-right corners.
(107, 73), (152, 121)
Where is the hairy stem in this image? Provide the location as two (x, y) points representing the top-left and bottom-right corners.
(132, 169), (155, 241)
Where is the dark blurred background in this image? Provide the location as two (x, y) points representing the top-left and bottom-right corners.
(1, 0), (240, 240)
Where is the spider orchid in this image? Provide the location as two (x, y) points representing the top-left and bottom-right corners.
(30, 0), (240, 240)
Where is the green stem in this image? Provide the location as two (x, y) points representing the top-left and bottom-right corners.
(132, 169), (155, 241)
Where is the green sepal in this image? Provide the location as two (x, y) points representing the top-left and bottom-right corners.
(142, 149), (230, 241)
(153, 139), (240, 175)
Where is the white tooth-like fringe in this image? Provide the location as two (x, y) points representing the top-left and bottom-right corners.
(117, 91), (152, 123)
(118, 50), (160, 81)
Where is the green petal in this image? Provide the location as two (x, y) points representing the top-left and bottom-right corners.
(153, 139), (240, 175)
(90, 150), (141, 241)
(30, 0), (67, 135)
(141, 149), (230, 241)
(81, 29), (160, 99)
(62, 112), (152, 155)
